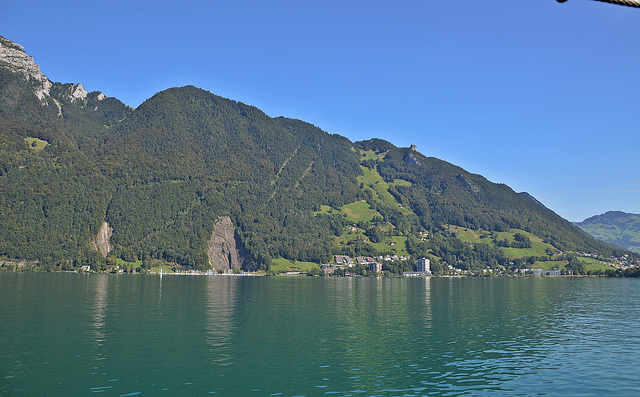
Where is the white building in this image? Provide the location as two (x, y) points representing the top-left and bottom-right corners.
(416, 258), (431, 274)
(369, 262), (382, 273)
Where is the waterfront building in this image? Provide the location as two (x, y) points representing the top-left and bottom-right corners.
(417, 257), (431, 274)
(369, 262), (382, 273)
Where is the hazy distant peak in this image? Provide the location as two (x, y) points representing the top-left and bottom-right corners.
(576, 211), (640, 253)
(580, 211), (640, 225)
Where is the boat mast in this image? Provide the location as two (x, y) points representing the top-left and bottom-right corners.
(557, 0), (640, 8)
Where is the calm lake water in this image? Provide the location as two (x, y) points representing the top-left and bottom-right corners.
(1, 274), (639, 396)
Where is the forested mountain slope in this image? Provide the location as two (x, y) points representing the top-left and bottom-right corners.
(577, 211), (640, 253)
(94, 86), (362, 267)
(0, 36), (129, 267)
(364, 141), (604, 253)
(0, 35), (628, 272)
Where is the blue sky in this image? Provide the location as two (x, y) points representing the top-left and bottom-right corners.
(2, 0), (639, 221)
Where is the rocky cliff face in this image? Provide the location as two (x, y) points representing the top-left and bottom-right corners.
(69, 83), (88, 103)
(404, 152), (421, 166)
(0, 35), (52, 100)
(207, 216), (250, 271)
(1, 36), (102, 108)
(93, 222), (113, 258)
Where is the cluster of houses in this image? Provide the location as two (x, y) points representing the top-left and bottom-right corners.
(323, 255), (431, 276)
(517, 268), (562, 276)
(80, 264), (128, 274)
(323, 256), (383, 274)
(334, 255), (410, 265)
(439, 264), (564, 277)
(582, 252), (638, 270)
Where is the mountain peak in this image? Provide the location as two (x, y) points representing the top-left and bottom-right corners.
(519, 192), (544, 207)
(580, 210), (639, 225)
(0, 35), (52, 100)
(0, 35), (25, 52)
(70, 83), (88, 103)
(0, 36), (631, 271)
(576, 211), (640, 253)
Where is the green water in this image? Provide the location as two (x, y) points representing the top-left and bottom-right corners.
(1, 274), (639, 396)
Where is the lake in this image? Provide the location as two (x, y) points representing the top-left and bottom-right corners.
(1, 273), (638, 396)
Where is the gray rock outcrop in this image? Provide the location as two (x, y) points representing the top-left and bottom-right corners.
(457, 174), (480, 194)
(0, 35), (52, 100)
(1, 36), (100, 106)
(404, 152), (421, 166)
(93, 222), (113, 258)
(207, 216), (250, 271)
(70, 83), (88, 103)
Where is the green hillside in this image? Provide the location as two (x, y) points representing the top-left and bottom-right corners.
(577, 211), (640, 253)
(0, 35), (635, 274)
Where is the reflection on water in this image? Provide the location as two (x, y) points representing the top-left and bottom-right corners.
(419, 276), (432, 326)
(205, 277), (238, 366)
(91, 275), (109, 346)
(1, 275), (639, 396)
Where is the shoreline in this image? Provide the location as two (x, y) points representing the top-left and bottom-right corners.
(0, 269), (631, 278)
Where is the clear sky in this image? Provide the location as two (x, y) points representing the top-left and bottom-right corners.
(2, 0), (639, 222)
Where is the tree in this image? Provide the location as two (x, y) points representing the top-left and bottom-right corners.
(365, 226), (382, 243)
(566, 257), (586, 275)
(512, 233), (532, 248)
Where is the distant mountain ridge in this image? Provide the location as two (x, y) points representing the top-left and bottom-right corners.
(576, 211), (640, 253)
(0, 35), (631, 273)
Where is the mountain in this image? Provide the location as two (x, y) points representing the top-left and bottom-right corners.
(576, 211), (640, 253)
(0, 35), (632, 273)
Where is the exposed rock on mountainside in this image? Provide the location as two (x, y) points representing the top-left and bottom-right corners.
(0, 35), (632, 272)
(403, 152), (421, 166)
(93, 222), (113, 258)
(69, 83), (88, 103)
(207, 217), (250, 271)
(1, 36), (117, 120)
(458, 174), (480, 194)
(0, 35), (51, 100)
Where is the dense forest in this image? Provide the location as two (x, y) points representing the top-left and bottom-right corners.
(0, 36), (635, 274)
